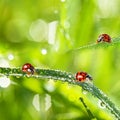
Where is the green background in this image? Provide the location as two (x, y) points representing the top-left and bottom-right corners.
(0, 0), (120, 119)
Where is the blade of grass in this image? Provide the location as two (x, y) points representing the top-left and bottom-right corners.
(0, 67), (120, 119)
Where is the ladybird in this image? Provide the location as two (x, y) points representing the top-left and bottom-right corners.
(22, 63), (35, 75)
(97, 34), (111, 43)
(75, 71), (92, 82)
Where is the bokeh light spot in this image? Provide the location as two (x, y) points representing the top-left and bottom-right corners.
(0, 76), (11, 88)
(8, 54), (14, 60)
(32, 94), (40, 111)
(29, 19), (48, 42)
(41, 49), (47, 55)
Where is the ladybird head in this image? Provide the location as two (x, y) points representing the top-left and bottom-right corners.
(97, 35), (104, 43)
(86, 74), (93, 81)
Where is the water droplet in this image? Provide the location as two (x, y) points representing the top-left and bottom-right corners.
(60, 78), (65, 81)
(68, 74), (72, 78)
(26, 74), (32, 78)
(16, 75), (20, 78)
(98, 100), (106, 109)
(67, 79), (72, 82)
(82, 89), (88, 94)
(35, 75), (39, 78)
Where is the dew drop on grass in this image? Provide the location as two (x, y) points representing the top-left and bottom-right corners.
(26, 74), (32, 78)
(16, 75), (21, 78)
(98, 100), (106, 109)
(60, 77), (65, 81)
(82, 89), (88, 95)
(67, 79), (73, 82)
(68, 74), (72, 78)
(35, 75), (39, 78)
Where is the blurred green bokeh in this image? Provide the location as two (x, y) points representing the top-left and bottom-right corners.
(0, 0), (120, 119)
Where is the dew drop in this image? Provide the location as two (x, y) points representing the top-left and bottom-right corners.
(98, 100), (106, 109)
(82, 89), (88, 95)
(67, 79), (72, 82)
(60, 78), (65, 81)
(26, 74), (31, 78)
(35, 75), (39, 78)
(68, 74), (72, 78)
(16, 75), (20, 78)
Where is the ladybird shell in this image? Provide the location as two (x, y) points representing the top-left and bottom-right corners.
(22, 63), (34, 75)
(76, 71), (92, 82)
(97, 34), (111, 43)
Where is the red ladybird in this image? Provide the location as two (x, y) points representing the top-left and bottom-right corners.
(75, 71), (92, 82)
(97, 34), (111, 43)
(22, 63), (35, 75)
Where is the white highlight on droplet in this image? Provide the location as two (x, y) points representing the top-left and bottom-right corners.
(82, 89), (88, 95)
(0, 76), (11, 88)
(45, 94), (51, 111)
(41, 49), (47, 55)
(32, 94), (40, 111)
(8, 54), (14, 60)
